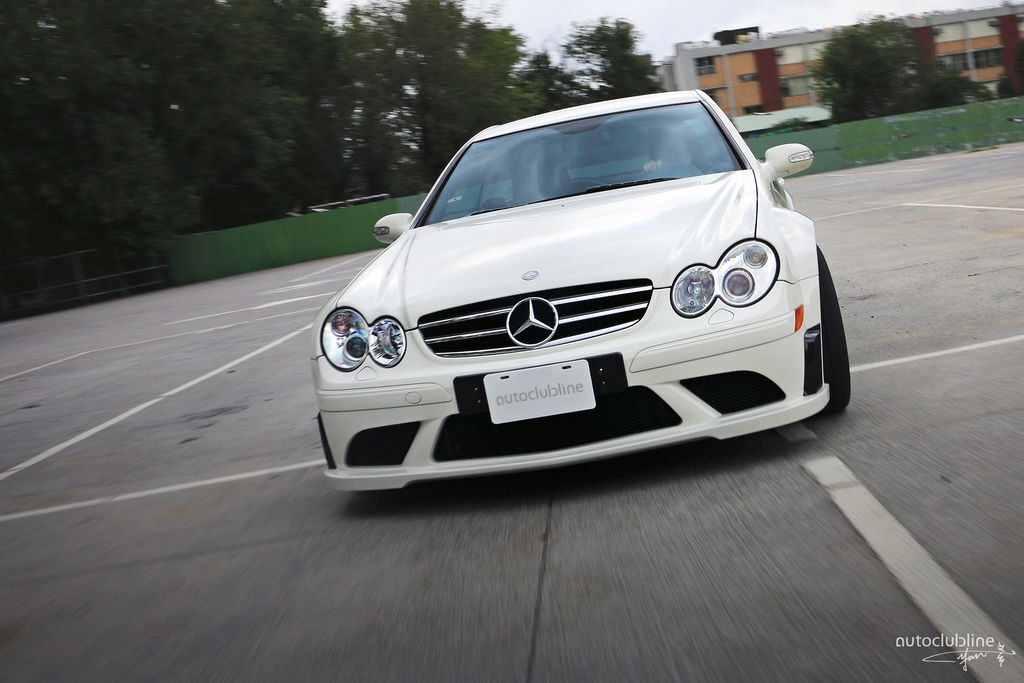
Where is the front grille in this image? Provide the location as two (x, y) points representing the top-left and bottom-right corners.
(433, 387), (680, 461)
(680, 372), (785, 414)
(418, 280), (653, 357)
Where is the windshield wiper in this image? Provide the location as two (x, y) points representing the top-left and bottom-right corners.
(468, 206), (509, 216)
(471, 178), (679, 215)
(583, 177), (677, 194)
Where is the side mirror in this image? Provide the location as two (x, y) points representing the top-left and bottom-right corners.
(761, 144), (814, 183)
(373, 213), (412, 244)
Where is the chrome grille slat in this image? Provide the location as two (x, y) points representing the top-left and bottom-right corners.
(419, 279), (652, 357)
(544, 321), (638, 347)
(422, 328), (507, 344)
(558, 302), (649, 325)
(418, 307), (511, 328)
(551, 285), (653, 306)
(430, 346), (522, 357)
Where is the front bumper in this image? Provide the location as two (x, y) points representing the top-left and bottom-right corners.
(314, 278), (826, 490)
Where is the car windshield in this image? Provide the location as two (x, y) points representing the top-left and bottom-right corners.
(423, 102), (743, 224)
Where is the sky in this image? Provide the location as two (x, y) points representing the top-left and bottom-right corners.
(326, 0), (1013, 60)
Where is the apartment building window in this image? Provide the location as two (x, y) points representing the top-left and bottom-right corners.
(973, 48), (1003, 69)
(695, 56), (716, 76)
(937, 52), (969, 72)
(738, 73), (758, 82)
(780, 75), (812, 97)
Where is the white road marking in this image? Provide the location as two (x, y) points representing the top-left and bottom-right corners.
(851, 332), (1024, 374)
(0, 307), (319, 385)
(288, 252), (373, 283)
(920, 182), (1024, 204)
(821, 169), (928, 176)
(164, 293), (333, 325)
(812, 182), (1024, 221)
(816, 205), (899, 221)
(0, 325), (310, 483)
(0, 460), (322, 523)
(260, 276), (353, 295)
(0, 350), (93, 384)
(902, 202), (1024, 213)
(160, 325), (308, 398)
(0, 398), (165, 484)
(804, 456), (1023, 683)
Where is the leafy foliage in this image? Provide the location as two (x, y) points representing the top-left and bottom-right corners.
(812, 16), (993, 124)
(0, 1), (647, 266)
(563, 19), (662, 103)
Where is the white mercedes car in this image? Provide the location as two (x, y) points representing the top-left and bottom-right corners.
(310, 90), (849, 490)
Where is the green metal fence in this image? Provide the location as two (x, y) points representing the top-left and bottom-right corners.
(744, 96), (1024, 173)
(166, 194), (425, 285)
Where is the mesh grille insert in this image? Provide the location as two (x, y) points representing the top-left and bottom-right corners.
(433, 387), (680, 461)
(346, 422), (420, 467)
(680, 372), (785, 414)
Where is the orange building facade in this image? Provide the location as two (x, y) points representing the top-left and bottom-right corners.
(658, 4), (1024, 119)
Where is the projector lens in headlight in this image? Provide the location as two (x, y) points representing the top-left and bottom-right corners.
(321, 308), (369, 371)
(368, 318), (406, 367)
(723, 268), (754, 303)
(672, 266), (716, 317)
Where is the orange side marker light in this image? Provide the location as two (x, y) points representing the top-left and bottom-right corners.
(794, 305), (804, 333)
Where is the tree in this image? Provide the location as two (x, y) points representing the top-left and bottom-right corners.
(921, 69), (992, 108)
(341, 0), (535, 191)
(0, 0), (348, 265)
(811, 17), (927, 122)
(517, 52), (581, 115)
(812, 16), (1001, 122)
(563, 19), (662, 103)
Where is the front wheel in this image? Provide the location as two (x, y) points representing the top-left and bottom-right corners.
(818, 247), (850, 414)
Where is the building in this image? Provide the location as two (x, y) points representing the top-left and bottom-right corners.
(658, 4), (1024, 125)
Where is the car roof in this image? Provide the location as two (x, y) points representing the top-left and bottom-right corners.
(468, 91), (705, 143)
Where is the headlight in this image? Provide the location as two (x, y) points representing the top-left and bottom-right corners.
(321, 308), (369, 371)
(671, 240), (778, 317)
(671, 266), (716, 317)
(368, 318), (406, 367)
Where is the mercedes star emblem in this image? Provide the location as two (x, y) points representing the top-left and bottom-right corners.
(506, 297), (559, 347)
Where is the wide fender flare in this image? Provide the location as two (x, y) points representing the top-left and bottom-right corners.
(757, 208), (818, 283)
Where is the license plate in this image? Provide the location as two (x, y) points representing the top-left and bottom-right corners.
(483, 360), (596, 424)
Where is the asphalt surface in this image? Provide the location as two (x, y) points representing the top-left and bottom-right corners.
(1, 143), (1022, 681)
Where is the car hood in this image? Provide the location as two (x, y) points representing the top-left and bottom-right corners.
(336, 170), (758, 328)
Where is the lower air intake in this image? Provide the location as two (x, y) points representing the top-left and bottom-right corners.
(433, 387), (680, 461)
(345, 422), (420, 467)
(681, 371), (785, 414)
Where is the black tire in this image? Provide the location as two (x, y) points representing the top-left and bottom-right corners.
(817, 247), (850, 414)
